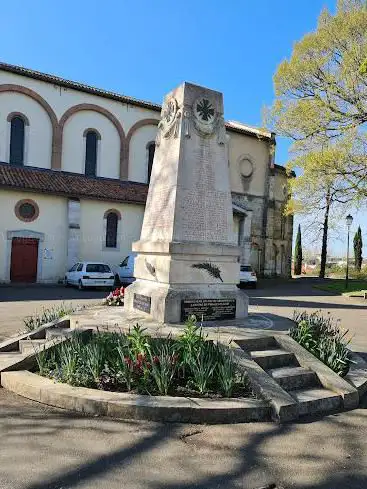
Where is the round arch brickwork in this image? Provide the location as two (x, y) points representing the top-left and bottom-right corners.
(82, 128), (101, 140)
(6, 112), (30, 126)
(126, 118), (159, 178)
(0, 84), (59, 169)
(59, 104), (127, 179)
(103, 208), (121, 220)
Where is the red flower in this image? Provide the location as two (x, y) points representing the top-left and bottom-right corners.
(120, 286), (125, 295)
(153, 355), (160, 365)
(124, 356), (133, 367)
(136, 353), (145, 362)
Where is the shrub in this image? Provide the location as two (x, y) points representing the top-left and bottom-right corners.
(36, 317), (252, 398)
(290, 311), (352, 376)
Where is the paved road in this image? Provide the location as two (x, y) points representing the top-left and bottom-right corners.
(0, 285), (105, 341)
(0, 388), (366, 489)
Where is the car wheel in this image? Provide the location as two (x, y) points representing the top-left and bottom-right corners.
(78, 280), (84, 291)
(251, 282), (257, 289)
(114, 274), (121, 286)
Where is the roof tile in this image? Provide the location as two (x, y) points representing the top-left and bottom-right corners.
(0, 163), (148, 204)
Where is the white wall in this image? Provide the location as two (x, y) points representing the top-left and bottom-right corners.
(0, 190), (68, 283)
(128, 125), (158, 183)
(0, 92), (52, 168)
(79, 200), (145, 270)
(61, 111), (120, 178)
(0, 70), (161, 180)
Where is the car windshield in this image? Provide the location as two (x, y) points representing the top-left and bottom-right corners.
(240, 266), (253, 272)
(86, 264), (111, 273)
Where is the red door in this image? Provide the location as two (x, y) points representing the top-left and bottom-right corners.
(10, 238), (39, 283)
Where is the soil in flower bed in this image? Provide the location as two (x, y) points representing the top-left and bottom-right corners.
(35, 317), (254, 399)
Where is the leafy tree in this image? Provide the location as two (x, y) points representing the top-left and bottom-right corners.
(353, 226), (363, 270)
(294, 224), (303, 275)
(268, 0), (367, 199)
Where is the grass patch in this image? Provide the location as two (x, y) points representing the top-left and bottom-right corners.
(313, 280), (367, 297)
(35, 316), (253, 399)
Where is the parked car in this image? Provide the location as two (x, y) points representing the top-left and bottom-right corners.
(117, 253), (136, 284)
(239, 265), (257, 288)
(65, 262), (115, 290)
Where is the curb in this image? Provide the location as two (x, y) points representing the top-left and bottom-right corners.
(1, 371), (272, 424)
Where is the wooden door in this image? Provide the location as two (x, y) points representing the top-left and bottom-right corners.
(10, 238), (39, 283)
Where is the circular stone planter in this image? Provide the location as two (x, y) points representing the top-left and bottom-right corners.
(1, 371), (271, 424)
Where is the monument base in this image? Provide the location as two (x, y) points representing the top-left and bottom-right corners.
(124, 280), (249, 323)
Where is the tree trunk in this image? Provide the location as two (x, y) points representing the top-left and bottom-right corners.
(319, 191), (331, 279)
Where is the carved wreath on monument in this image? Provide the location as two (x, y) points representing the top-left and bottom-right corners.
(156, 95), (227, 145)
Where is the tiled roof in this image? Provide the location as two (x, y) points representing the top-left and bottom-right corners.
(0, 61), (273, 141)
(0, 163), (148, 204)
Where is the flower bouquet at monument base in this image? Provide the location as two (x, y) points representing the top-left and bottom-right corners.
(105, 286), (125, 306)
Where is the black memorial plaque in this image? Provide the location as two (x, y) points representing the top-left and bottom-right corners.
(133, 293), (151, 314)
(181, 298), (236, 322)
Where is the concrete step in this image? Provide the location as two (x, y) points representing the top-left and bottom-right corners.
(18, 339), (47, 355)
(46, 327), (73, 340)
(267, 366), (320, 391)
(290, 387), (342, 416)
(250, 349), (297, 370)
(237, 336), (277, 352)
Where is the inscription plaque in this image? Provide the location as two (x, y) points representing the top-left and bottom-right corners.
(181, 298), (236, 322)
(133, 294), (151, 314)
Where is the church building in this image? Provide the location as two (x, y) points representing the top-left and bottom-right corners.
(0, 62), (293, 284)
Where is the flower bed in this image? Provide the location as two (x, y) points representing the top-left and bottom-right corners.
(290, 311), (352, 376)
(35, 317), (252, 398)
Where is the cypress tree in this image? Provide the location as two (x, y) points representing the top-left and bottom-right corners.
(294, 224), (303, 275)
(353, 226), (363, 271)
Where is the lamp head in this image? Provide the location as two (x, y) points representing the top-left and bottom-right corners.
(346, 214), (353, 229)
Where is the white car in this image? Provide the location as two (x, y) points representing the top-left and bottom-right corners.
(117, 253), (136, 285)
(65, 262), (115, 290)
(239, 265), (257, 288)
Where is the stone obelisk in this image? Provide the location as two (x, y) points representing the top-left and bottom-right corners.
(124, 82), (248, 323)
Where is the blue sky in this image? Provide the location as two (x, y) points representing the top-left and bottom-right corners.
(1, 0), (365, 255)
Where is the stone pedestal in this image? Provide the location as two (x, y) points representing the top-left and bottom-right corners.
(125, 82), (248, 323)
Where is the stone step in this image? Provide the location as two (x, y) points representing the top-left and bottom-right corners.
(45, 327), (73, 340)
(290, 387), (342, 416)
(250, 349), (297, 370)
(18, 339), (47, 355)
(267, 366), (320, 391)
(237, 336), (277, 352)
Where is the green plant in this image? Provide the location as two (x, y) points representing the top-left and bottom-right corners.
(23, 303), (77, 332)
(291, 311), (352, 376)
(188, 342), (216, 394)
(149, 343), (178, 395)
(216, 345), (237, 397)
(127, 324), (150, 355)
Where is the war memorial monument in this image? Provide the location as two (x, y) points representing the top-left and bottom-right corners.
(124, 82), (249, 323)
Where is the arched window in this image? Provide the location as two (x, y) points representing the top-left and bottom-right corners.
(84, 130), (99, 177)
(105, 212), (118, 248)
(147, 142), (156, 183)
(9, 116), (26, 165)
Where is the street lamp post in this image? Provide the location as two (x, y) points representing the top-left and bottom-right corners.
(345, 214), (353, 290)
